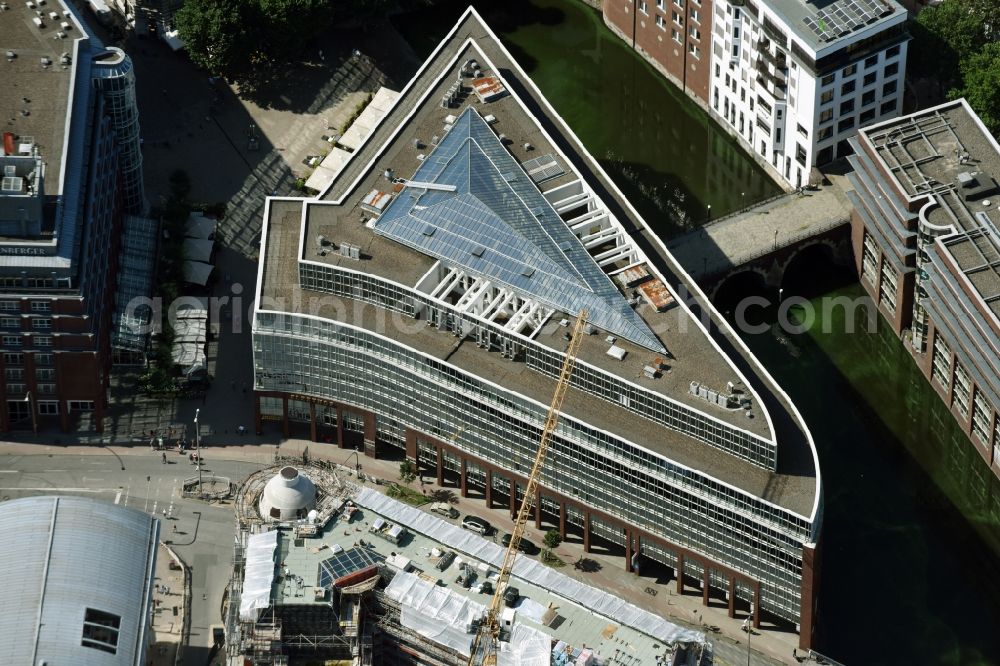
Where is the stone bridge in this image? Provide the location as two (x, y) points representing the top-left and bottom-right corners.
(665, 175), (854, 298)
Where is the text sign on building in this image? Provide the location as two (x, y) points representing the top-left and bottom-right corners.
(0, 246), (52, 256)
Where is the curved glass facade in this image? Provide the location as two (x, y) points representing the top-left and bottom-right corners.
(92, 49), (144, 213)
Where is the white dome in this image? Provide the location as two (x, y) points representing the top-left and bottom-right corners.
(259, 467), (317, 521)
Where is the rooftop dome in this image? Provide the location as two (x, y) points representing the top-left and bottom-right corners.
(259, 466), (317, 520)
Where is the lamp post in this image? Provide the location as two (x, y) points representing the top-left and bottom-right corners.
(345, 446), (362, 479)
(194, 408), (202, 492)
(742, 617), (751, 666)
(706, 204), (712, 223)
(23, 390), (37, 434)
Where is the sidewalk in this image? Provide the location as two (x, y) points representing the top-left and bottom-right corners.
(149, 543), (188, 666)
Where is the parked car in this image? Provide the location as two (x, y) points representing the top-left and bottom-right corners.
(500, 533), (538, 555)
(430, 502), (459, 519)
(461, 515), (492, 535)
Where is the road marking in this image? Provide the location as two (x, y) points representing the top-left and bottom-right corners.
(0, 487), (116, 493)
(0, 470), (17, 474)
(43, 469), (66, 472)
(114, 491), (122, 505)
(82, 477), (104, 483)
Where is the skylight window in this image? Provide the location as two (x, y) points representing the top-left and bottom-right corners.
(81, 608), (121, 655)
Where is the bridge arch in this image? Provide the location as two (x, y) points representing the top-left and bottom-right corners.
(778, 240), (846, 293)
(712, 268), (770, 312)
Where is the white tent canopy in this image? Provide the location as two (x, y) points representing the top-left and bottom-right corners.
(304, 147), (353, 194)
(338, 87), (400, 151)
(182, 261), (213, 286)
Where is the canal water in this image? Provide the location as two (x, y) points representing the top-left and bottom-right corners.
(394, 1), (1000, 662)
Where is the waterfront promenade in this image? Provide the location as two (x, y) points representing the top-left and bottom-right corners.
(666, 175), (853, 279)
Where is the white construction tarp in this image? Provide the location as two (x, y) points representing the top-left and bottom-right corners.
(354, 488), (705, 647)
(385, 571), (482, 656)
(240, 530), (278, 620)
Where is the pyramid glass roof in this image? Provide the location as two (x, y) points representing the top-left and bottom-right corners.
(373, 107), (664, 352)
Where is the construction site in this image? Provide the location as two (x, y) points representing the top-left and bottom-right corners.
(222, 457), (708, 666)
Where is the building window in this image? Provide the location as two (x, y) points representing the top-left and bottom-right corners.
(880, 99), (897, 115)
(883, 80), (897, 96)
(795, 143), (807, 166)
(37, 383), (55, 395)
(6, 383), (25, 395)
(36, 368), (55, 381)
(672, 28), (681, 43)
(2, 336), (22, 346)
(952, 363), (971, 418)
(690, 26), (701, 40)
(971, 391), (992, 444)
(818, 126), (833, 140)
(879, 260), (897, 314)
(657, 0), (665, 7)
(1, 317), (18, 328)
(862, 89), (876, 106)
(38, 400), (59, 416)
(886, 44), (900, 59)
(4, 368), (23, 381)
(0, 301), (18, 311)
(931, 335), (952, 389)
(838, 117), (855, 132)
(861, 232), (879, 284)
(31, 318), (52, 329)
(819, 108), (833, 123)
(639, 0), (648, 14)
(884, 62), (899, 78)
(82, 608), (121, 655)
(656, 14), (666, 28)
(840, 99), (855, 114)
(820, 90), (834, 105)
(865, 54), (879, 69)
(35, 353), (53, 365)
(841, 80), (856, 95)
(689, 44), (700, 58)
(672, 10), (683, 25)
(860, 108), (876, 124)
(821, 73), (835, 87)
(30, 301), (52, 312)
(691, 9), (700, 22)
(3, 352), (23, 365)
(863, 72), (877, 87)
(842, 63), (857, 77)
(797, 123), (808, 138)
(35, 336), (53, 347)
(69, 400), (95, 412)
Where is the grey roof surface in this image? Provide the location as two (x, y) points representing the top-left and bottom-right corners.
(373, 107), (664, 352)
(0, 496), (159, 666)
(764, 0), (906, 53)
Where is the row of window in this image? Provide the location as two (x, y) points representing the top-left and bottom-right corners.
(3, 352), (53, 365)
(1, 335), (53, 346)
(0, 300), (53, 312)
(0, 317), (53, 329)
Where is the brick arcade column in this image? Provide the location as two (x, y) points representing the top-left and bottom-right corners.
(460, 458), (468, 497)
(727, 577), (736, 618)
(254, 395), (262, 435)
(583, 511), (591, 553)
(309, 402), (317, 442)
(754, 581), (762, 629)
(94, 399), (104, 434)
(676, 554), (685, 595)
(702, 567), (710, 606)
(436, 447), (444, 485)
(282, 396), (289, 438)
(363, 411), (376, 458)
(485, 469), (493, 507)
(336, 406), (345, 448)
(624, 527), (633, 573)
(405, 429), (418, 463)
(558, 502), (566, 540)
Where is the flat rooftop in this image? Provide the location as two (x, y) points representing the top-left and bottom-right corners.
(266, 497), (693, 662)
(0, 0), (84, 194)
(860, 101), (1000, 319)
(765, 0), (906, 53)
(258, 24), (818, 516)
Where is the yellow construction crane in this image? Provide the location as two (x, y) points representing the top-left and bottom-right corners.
(468, 310), (588, 666)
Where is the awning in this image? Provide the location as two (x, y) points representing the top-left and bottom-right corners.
(182, 261), (213, 286)
(185, 215), (216, 240)
(183, 238), (214, 264)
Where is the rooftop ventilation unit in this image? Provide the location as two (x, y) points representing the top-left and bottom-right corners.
(40, 56), (51, 68)
(957, 171), (977, 188)
(5, 51), (15, 61)
(4, 165), (16, 177)
(1, 176), (23, 192)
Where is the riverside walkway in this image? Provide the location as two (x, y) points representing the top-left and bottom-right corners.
(666, 175), (853, 279)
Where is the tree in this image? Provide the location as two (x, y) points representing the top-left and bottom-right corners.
(910, 0), (1000, 96)
(542, 529), (561, 560)
(953, 41), (1000, 135)
(175, 0), (256, 75)
(398, 459), (417, 485)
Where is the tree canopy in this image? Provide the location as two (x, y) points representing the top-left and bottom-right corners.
(176, 0), (390, 79)
(910, 0), (1000, 134)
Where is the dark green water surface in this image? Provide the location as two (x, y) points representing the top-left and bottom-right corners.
(394, 1), (1000, 662)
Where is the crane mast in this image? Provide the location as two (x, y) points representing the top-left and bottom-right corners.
(468, 310), (588, 666)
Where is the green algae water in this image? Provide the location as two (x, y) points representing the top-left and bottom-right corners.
(394, 1), (1000, 662)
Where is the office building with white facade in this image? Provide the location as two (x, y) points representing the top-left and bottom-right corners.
(605, 0), (909, 188)
(251, 8), (824, 648)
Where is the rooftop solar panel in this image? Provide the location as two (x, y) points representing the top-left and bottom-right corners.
(317, 547), (384, 587)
